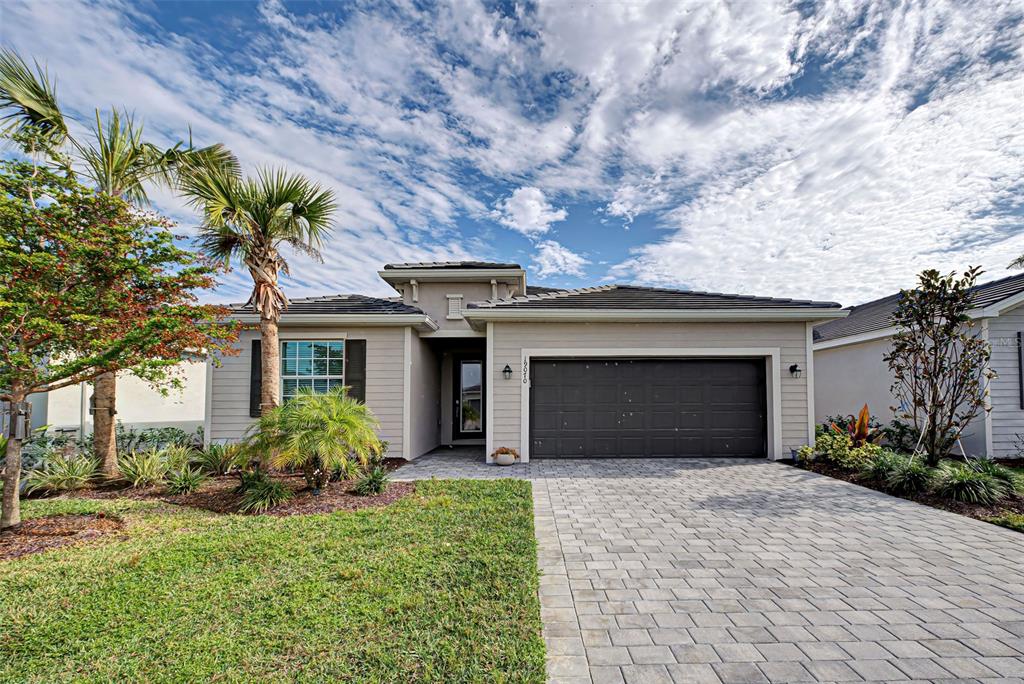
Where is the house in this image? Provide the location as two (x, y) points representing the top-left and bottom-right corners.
(207, 262), (846, 461)
(813, 272), (1024, 458)
(29, 361), (207, 437)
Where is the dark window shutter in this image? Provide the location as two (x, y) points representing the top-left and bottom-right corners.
(345, 340), (367, 402)
(249, 339), (262, 417)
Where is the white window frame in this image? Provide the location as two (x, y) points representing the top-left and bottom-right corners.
(280, 339), (346, 401)
(446, 294), (464, 320)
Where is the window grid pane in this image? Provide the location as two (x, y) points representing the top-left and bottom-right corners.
(280, 339), (345, 401)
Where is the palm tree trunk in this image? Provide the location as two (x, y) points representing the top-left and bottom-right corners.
(93, 372), (118, 477)
(259, 316), (280, 416)
(2, 390), (26, 530)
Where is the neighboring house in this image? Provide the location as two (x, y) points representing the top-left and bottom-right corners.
(29, 360), (207, 437)
(207, 261), (846, 462)
(813, 273), (1024, 458)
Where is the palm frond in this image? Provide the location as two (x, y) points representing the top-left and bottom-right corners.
(75, 109), (153, 203)
(0, 48), (68, 145)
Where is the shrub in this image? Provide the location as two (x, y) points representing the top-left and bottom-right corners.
(885, 458), (934, 496)
(332, 459), (363, 482)
(813, 432), (851, 463)
(165, 465), (208, 495)
(160, 445), (195, 472)
(969, 458), (1020, 491)
(246, 387), (382, 492)
(119, 449), (169, 487)
(883, 418), (921, 453)
(858, 449), (906, 485)
(935, 461), (1009, 505)
(23, 453), (98, 494)
(237, 471), (292, 514)
(194, 443), (245, 476)
(353, 466), (390, 496)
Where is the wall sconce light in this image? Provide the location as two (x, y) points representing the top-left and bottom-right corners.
(502, 364), (513, 380)
(788, 364), (802, 378)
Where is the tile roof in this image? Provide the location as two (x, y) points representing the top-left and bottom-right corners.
(524, 285), (564, 295)
(230, 294), (425, 316)
(383, 261), (521, 270)
(814, 271), (1024, 343)
(467, 284), (841, 310)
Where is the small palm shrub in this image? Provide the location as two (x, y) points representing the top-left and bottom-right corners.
(119, 449), (169, 487)
(246, 387), (382, 493)
(353, 466), (390, 496)
(935, 461), (1009, 505)
(194, 443), (245, 476)
(237, 470), (292, 514)
(858, 449), (906, 486)
(23, 453), (98, 494)
(165, 465), (208, 495)
(885, 458), (934, 496)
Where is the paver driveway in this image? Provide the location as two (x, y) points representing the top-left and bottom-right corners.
(398, 457), (1024, 684)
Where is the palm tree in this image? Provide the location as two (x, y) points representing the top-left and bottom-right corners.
(0, 49), (236, 477)
(179, 165), (336, 419)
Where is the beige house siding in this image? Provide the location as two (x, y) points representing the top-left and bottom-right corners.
(209, 326), (407, 456)
(399, 282), (505, 332)
(408, 334), (441, 458)
(987, 306), (1024, 457)
(488, 321), (811, 461)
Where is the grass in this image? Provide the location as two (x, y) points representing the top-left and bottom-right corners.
(0, 480), (545, 683)
(987, 511), (1024, 533)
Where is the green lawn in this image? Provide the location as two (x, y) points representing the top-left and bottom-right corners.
(0, 480), (545, 683)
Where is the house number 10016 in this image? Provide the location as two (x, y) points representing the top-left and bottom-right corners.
(522, 359), (528, 384)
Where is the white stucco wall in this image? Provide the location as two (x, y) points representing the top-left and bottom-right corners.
(814, 337), (898, 424)
(487, 320), (813, 461)
(39, 360), (207, 435)
(814, 334), (987, 456)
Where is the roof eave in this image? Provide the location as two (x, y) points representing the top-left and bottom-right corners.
(229, 312), (439, 332)
(463, 307), (848, 330)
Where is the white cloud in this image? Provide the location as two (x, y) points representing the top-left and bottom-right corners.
(2, 0), (1021, 306)
(493, 187), (568, 237)
(533, 240), (589, 278)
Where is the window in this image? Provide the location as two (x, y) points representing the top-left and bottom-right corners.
(281, 340), (345, 401)
(446, 294), (464, 320)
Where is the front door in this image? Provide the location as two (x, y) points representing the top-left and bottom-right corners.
(453, 357), (485, 440)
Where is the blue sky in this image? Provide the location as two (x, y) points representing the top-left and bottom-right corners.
(2, 0), (1022, 305)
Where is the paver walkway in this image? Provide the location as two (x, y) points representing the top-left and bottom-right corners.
(397, 456), (1024, 683)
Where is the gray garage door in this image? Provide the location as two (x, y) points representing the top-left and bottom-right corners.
(529, 358), (766, 458)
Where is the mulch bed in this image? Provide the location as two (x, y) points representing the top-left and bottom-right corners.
(0, 513), (124, 561)
(797, 460), (1024, 521)
(160, 474), (414, 516)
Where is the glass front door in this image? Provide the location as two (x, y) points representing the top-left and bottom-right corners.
(454, 358), (484, 440)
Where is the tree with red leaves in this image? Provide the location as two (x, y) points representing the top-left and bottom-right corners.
(0, 161), (238, 529)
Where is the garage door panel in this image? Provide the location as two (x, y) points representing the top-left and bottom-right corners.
(530, 358), (766, 458)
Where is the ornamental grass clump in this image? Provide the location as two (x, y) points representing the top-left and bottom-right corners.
(23, 453), (98, 494)
(885, 458), (934, 496)
(935, 461), (1009, 505)
(245, 387), (382, 493)
(165, 465), (208, 495)
(119, 449), (168, 488)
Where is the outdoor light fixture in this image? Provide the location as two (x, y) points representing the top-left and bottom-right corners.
(502, 364), (513, 380)
(789, 364), (802, 378)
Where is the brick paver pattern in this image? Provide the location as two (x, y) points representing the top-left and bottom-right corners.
(396, 456), (1024, 684)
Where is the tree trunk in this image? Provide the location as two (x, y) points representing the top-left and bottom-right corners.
(259, 316), (280, 416)
(2, 393), (25, 530)
(93, 372), (119, 477)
